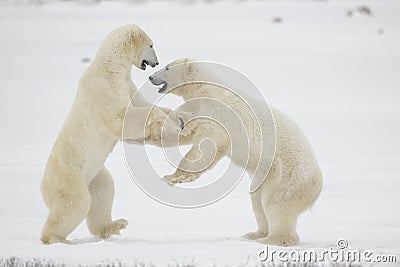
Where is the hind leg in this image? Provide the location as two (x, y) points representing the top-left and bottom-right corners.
(256, 160), (303, 246)
(257, 167), (323, 246)
(243, 158), (285, 240)
(242, 189), (269, 240)
(86, 167), (128, 239)
(257, 203), (300, 246)
(41, 178), (90, 245)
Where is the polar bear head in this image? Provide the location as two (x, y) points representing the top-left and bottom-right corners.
(148, 58), (200, 97)
(130, 27), (159, 71)
(98, 24), (159, 71)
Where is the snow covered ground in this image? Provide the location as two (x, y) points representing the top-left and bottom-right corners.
(0, 0), (399, 266)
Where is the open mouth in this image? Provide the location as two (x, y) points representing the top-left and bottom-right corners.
(150, 78), (168, 93)
(157, 82), (168, 93)
(141, 60), (149, 70)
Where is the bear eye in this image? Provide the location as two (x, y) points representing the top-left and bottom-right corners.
(150, 44), (153, 48)
(165, 66), (169, 71)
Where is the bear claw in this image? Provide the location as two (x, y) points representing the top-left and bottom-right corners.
(162, 173), (199, 185)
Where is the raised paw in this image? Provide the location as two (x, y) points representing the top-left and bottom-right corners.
(180, 121), (196, 137)
(170, 111), (195, 124)
(169, 111), (197, 136)
(241, 231), (268, 240)
(162, 172), (199, 186)
(167, 111), (187, 130)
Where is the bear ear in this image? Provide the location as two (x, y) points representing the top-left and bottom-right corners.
(126, 25), (147, 50)
(185, 58), (196, 75)
(127, 24), (140, 36)
(184, 58), (195, 64)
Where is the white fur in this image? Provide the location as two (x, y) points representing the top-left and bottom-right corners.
(40, 24), (179, 244)
(149, 59), (323, 246)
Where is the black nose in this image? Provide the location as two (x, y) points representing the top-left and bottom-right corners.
(149, 76), (153, 81)
(155, 62), (159, 66)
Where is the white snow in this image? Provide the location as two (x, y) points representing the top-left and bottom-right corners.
(0, 0), (399, 266)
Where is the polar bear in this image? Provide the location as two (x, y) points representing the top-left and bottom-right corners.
(148, 59), (323, 246)
(40, 24), (182, 245)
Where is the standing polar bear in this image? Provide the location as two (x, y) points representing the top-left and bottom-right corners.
(148, 59), (323, 246)
(41, 24), (182, 245)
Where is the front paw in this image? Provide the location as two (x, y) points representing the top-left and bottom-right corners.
(162, 172), (199, 185)
(178, 117), (200, 138)
(170, 111), (196, 130)
(162, 174), (179, 186)
(171, 111), (195, 123)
